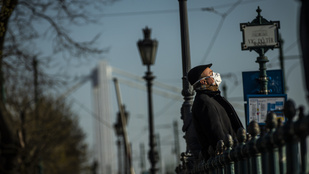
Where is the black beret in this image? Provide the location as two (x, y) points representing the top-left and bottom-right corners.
(187, 64), (212, 85)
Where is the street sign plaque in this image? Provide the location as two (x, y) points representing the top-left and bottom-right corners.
(240, 21), (280, 50)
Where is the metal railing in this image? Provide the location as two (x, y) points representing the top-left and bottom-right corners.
(176, 99), (309, 174)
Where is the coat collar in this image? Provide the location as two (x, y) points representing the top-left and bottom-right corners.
(196, 89), (221, 97)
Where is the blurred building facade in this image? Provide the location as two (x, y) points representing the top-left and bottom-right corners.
(92, 61), (115, 174)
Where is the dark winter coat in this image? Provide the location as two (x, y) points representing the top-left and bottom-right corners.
(192, 90), (243, 160)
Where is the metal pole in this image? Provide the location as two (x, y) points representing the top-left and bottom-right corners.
(178, 0), (193, 108)
(113, 78), (135, 174)
(156, 134), (162, 173)
(117, 140), (122, 174)
(256, 49), (269, 94)
(140, 143), (146, 173)
(299, 0), (309, 102)
(32, 57), (39, 124)
(144, 65), (157, 174)
(258, 137), (268, 174)
(297, 106), (308, 174)
(32, 57), (44, 174)
(178, 0), (191, 76)
(284, 100), (299, 174)
(247, 121), (262, 174)
(223, 135), (235, 174)
(278, 34), (286, 93)
(265, 112), (280, 174)
(178, 0), (195, 156)
(236, 128), (248, 174)
(273, 119), (286, 174)
(254, 8), (269, 95)
(173, 121), (180, 163)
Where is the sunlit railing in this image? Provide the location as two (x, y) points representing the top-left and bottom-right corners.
(176, 99), (309, 174)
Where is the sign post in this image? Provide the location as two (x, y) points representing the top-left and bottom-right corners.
(240, 6), (280, 94)
(240, 7), (285, 127)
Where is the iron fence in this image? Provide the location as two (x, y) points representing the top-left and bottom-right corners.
(176, 99), (309, 174)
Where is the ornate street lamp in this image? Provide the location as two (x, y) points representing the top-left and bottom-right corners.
(137, 27), (158, 174)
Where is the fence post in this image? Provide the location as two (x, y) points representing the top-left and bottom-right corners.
(247, 120), (262, 174)
(208, 146), (216, 174)
(223, 134), (235, 174)
(273, 118), (286, 174)
(295, 106), (308, 174)
(180, 152), (194, 174)
(236, 128), (248, 174)
(283, 100), (300, 174)
(214, 143), (220, 174)
(244, 134), (252, 174)
(215, 140), (225, 174)
(256, 126), (268, 174)
(265, 112), (280, 174)
(230, 139), (239, 174)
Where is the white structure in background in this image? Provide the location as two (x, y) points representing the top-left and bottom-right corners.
(89, 61), (183, 174)
(91, 61), (115, 174)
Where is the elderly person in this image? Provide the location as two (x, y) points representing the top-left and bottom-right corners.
(187, 63), (243, 160)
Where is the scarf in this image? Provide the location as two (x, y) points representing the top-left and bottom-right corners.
(194, 84), (219, 92)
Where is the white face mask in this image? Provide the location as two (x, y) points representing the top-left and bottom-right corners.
(212, 72), (222, 86)
(192, 72), (222, 87)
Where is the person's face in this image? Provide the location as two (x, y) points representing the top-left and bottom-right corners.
(200, 67), (214, 85)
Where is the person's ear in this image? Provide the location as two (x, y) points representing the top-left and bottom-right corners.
(199, 79), (206, 85)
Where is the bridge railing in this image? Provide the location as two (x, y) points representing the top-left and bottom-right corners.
(176, 99), (309, 174)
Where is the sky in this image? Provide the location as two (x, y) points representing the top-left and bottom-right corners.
(60, 0), (307, 173)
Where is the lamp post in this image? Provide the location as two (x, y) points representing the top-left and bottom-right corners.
(137, 26), (158, 174)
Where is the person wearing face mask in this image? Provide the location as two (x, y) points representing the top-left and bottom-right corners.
(187, 63), (243, 160)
